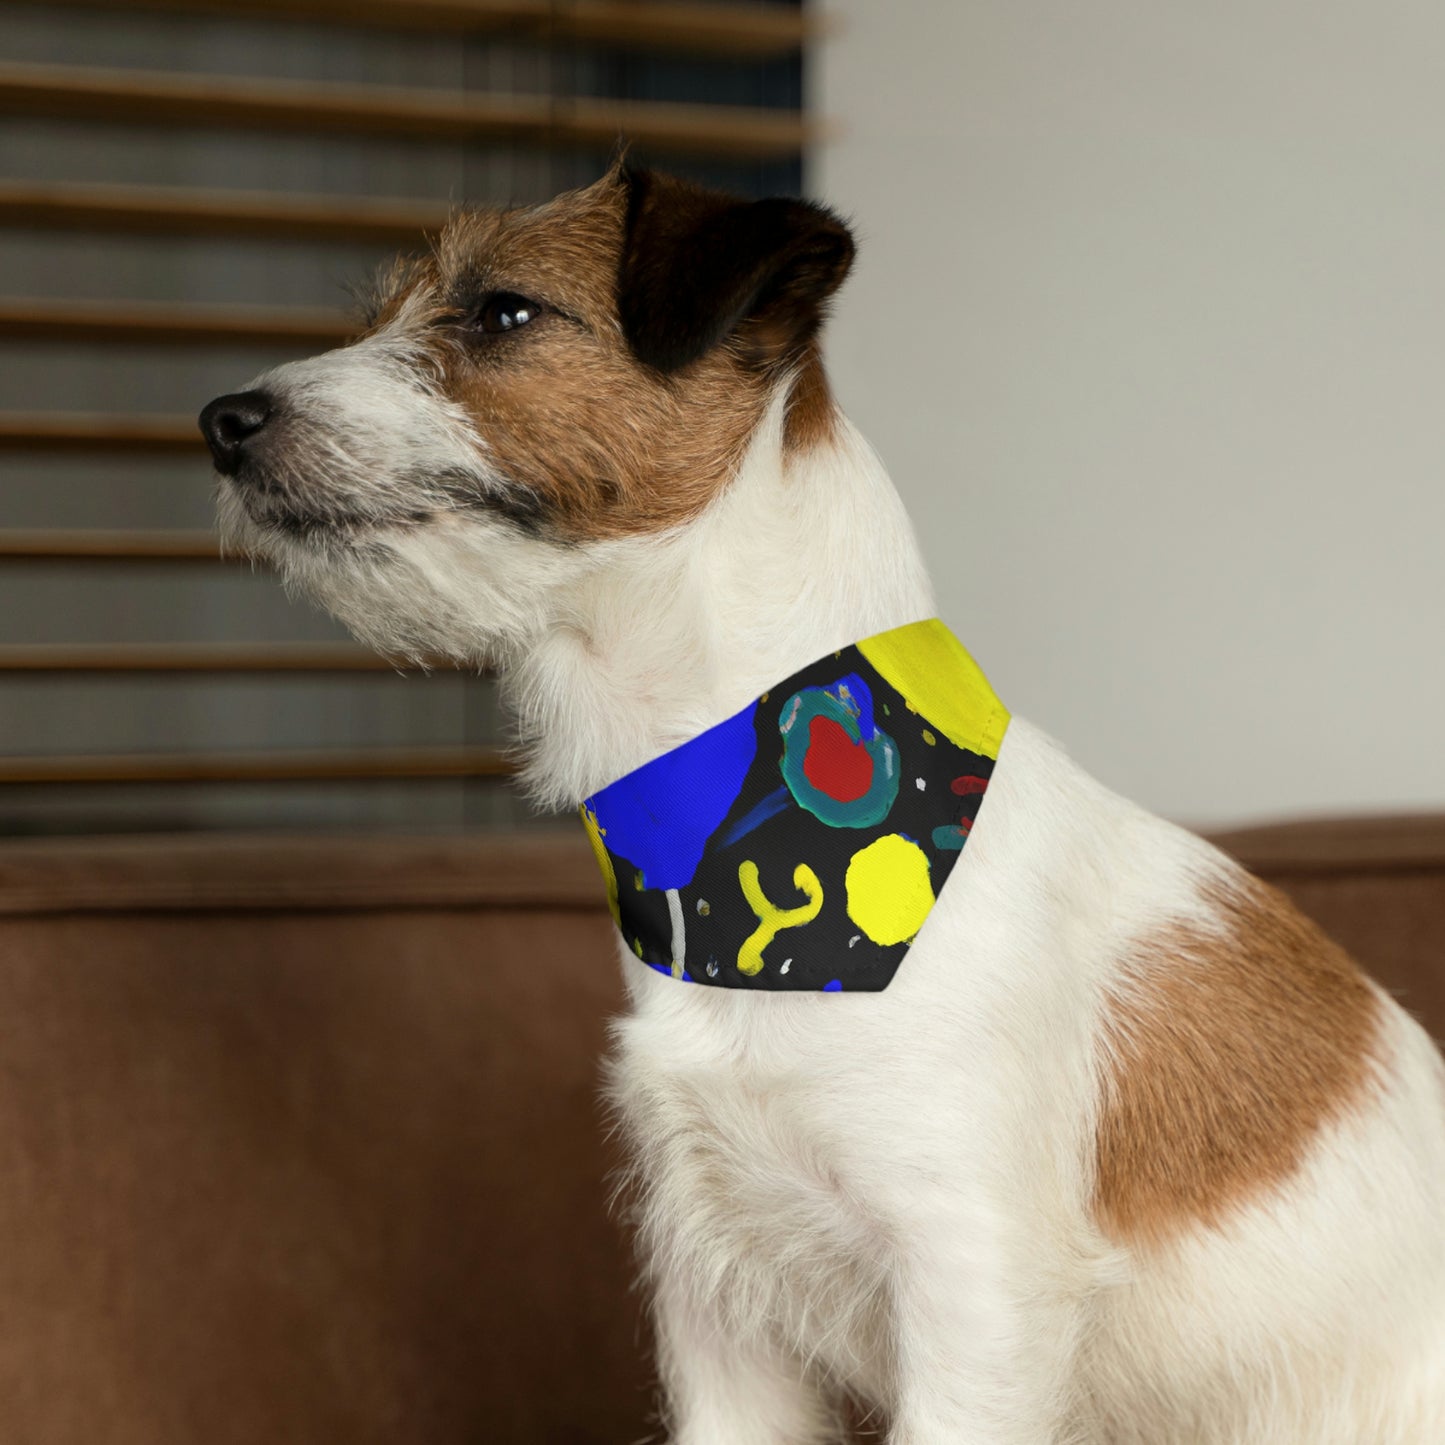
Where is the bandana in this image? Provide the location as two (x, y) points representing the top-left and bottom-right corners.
(580, 619), (1008, 992)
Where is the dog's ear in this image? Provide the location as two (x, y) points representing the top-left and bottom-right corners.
(618, 167), (855, 375)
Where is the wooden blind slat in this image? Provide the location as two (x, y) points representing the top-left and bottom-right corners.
(0, 746), (513, 784)
(0, 62), (818, 161)
(563, 0), (815, 57)
(0, 180), (449, 245)
(20, 0), (815, 58)
(0, 643), (426, 672)
(0, 530), (227, 561)
(0, 412), (201, 452)
(0, 298), (353, 348)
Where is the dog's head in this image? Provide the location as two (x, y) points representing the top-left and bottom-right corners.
(199, 166), (854, 662)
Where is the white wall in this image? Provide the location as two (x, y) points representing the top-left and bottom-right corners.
(813, 1), (1445, 827)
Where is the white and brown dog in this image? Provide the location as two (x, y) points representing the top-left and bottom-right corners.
(201, 166), (1445, 1443)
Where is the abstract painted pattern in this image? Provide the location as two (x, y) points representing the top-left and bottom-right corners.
(580, 619), (1009, 992)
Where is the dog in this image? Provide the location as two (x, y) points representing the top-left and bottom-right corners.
(200, 163), (1445, 1443)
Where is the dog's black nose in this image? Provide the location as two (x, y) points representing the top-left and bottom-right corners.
(199, 391), (273, 475)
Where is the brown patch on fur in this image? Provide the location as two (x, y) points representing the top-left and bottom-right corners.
(783, 342), (839, 453)
(1094, 872), (1382, 1247)
(364, 170), (848, 541)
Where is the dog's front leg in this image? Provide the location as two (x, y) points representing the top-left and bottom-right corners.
(654, 1274), (842, 1445)
(884, 1219), (1086, 1445)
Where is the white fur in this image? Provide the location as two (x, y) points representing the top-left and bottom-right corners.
(221, 350), (1445, 1442)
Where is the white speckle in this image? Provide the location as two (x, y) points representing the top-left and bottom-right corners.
(915, 776), (926, 790)
(706, 957), (719, 977)
(696, 898), (710, 916)
(849, 934), (861, 948)
(780, 958), (792, 974)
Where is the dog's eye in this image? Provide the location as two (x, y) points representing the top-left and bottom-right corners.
(474, 292), (542, 335)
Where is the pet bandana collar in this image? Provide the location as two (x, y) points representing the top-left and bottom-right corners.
(580, 619), (1009, 992)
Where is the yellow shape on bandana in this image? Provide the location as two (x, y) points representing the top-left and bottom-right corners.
(737, 861), (824, 977)
(857, 619), (1008, 760)
(581, 804), (622, 929)
(845, 834), (934, 946)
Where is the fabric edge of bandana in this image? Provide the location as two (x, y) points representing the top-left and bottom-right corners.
(856, 618), (1009, 761)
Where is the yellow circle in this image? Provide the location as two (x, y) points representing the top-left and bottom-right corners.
(845, 834), (934, 946)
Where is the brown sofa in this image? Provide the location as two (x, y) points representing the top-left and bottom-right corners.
(0, 819), (1439, 1443)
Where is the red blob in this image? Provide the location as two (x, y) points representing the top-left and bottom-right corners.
(951, 775), (989, 796)
(803, 715), (874, 802)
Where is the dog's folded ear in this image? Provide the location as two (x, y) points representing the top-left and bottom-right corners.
(618, 167), (855, 376)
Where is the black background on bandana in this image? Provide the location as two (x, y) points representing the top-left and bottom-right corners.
(603, 644), (996, 992)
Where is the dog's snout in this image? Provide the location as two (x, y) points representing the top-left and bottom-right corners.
(199, 390), (273, 475)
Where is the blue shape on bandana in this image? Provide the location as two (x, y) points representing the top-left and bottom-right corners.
(823, 979), (843, 992)
(587, 702), (759, 891)
(718, 784), (791, 849)
(835, 672), (876, 740)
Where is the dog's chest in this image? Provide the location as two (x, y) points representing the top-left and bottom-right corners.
(610, 1004), (894, 1387)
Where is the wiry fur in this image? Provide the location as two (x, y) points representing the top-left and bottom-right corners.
(206, 171), (1445, 1443)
